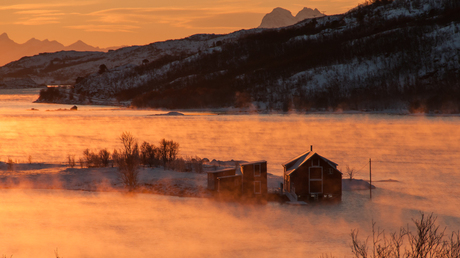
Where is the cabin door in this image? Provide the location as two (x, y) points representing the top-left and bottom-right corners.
(309, 167), (323, 194)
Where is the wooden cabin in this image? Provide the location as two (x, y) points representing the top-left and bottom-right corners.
(283, 151), (342, 202)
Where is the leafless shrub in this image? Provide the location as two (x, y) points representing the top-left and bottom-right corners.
(82, 148), (110, 168)
(67, 155), (76, 168)
(191, 156), (204, 173)
(318, 254), (337, 258)
(54, 248), (62, 258)
(112, 149), (119, 167)
(99, 149), (110, 167)
(78, 158), (84, 168)
(6, 158), (14, 171)
(169, 157), (187, 171)
(116, 132), (140, 190)
(28, 155), (32, 164)
(167, 156), (204, 173)
(351, 213), (460, 258)
(83, 149), (93, 167)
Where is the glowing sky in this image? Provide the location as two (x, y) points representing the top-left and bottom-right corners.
(0, 0), (362, 48)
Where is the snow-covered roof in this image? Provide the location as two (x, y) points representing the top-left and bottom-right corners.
(206, 168), (236, 174)
(239, 160), (266, 166)
(284, 151), (315, 175)
(283, 151), (339, 175)
(282, 151), (312, 167)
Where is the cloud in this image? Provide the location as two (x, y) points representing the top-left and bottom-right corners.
(0, 1), (96, 10)
(14, 16), (60, 25)
(84, 7), (264, 30)
(66, 24), (140, 33)
(14, 9), (63, 15)
(86, 7), (215, 24)
(182, 12), (263, 29)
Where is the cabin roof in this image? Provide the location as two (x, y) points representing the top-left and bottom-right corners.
(283, 151), (339, 175)
(206, 168), (236, 174)
(239, 160), (266, 166)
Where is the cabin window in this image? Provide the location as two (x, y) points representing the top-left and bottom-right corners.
(254, 164), (261, 177)
(311, 159), (320, 166)
(328, 168), (333, 175)
(254, 181), (261, 194)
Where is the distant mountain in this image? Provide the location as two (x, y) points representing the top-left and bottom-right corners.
(258, 7), (325, 28)
(0, 33), (120, 66)
(2, 0), (460, 113)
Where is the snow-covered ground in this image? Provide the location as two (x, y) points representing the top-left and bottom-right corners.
(0, 161), (287, 196)
(0, 161), (377, 199)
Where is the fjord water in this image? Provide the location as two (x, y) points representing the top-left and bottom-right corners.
(1, 89), (460, 257)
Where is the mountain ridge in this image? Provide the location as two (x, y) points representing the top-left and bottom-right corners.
(258, 7), (325, 28)
(0, 33), (120, 66)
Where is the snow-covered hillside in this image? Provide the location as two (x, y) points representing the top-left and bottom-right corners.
(0, 31), (250, 86)
(4, 0), (460, 113)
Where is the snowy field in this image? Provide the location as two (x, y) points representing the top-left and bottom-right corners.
(1, 89), (460, 257)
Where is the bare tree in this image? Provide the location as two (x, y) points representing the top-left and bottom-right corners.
(158, 138), (179, 168)
(140, 141), (159, 167)
(116, 132), (140, 190)
(99, 149), (110, 167)
(350, 213), (460, 258)
(346, 165), (356, 180)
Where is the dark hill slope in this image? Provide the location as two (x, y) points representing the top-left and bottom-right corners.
(47, 0), (460, 112)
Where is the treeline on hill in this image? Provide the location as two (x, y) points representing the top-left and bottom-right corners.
(101, 0), (460, 113)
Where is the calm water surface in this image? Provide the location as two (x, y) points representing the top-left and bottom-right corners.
(1, 89), (459, 257)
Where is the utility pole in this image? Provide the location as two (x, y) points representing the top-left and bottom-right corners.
(369, 158), (372, 199)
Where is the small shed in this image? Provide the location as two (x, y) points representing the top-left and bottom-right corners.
(206, 161), (268, 203)
(207, 168), (236, 190)
(283, 151), (342, 202)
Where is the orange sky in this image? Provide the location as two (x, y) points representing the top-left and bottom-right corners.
(0, 0), (363, 48)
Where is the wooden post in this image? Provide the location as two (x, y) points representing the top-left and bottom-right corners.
(369, 158), (372, 199)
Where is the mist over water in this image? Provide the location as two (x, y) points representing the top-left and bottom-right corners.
(1, 89), (460, 257)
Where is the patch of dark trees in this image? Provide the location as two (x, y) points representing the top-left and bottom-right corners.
(38, 87), (62, 102)
(77, 0), (460, 113)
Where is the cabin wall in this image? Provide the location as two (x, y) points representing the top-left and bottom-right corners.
(241, 162), (268, 201)
(217, 176), (242, 200)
